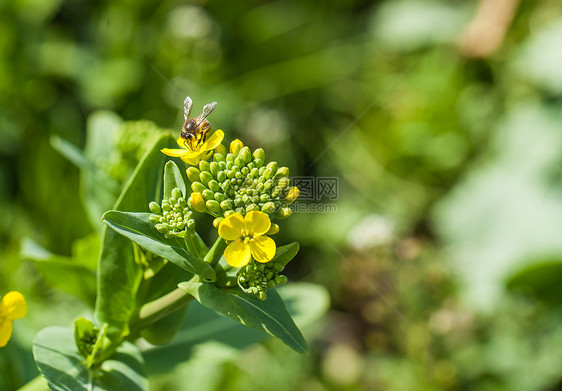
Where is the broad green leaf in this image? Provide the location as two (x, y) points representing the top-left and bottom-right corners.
(163, 161), (186, 199)
(272, 242), (299, 268)
(178, 281), (309, 355)
(102, 211), (215, 282)
(33, 326), (147, 391)
(507, 259), (562, 307)
(95, 134), (176, 340)
(144, 283), (328, 373)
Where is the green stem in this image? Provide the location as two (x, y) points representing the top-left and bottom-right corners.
(127, 286), (194, 340)
(184, 232), (208, 259)
(204, 237), (227, 267)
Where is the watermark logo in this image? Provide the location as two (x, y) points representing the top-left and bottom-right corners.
(290, 176), (338, 213)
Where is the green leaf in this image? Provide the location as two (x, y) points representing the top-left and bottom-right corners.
(143, 283), (328, 373)
(178, 282), (309, 355)
(102, 211), (215, 282)
(33, 326), (147, 391)
(507, 259), (562, 306)
(94, 134), (175, 340)
(163, 160), (186, 199)
(272, 242), (299, 268)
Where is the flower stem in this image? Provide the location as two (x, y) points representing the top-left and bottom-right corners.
(127, 286), (194, 339)
(204, 237), (227, 267)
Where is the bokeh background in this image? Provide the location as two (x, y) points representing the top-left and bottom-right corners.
(3, 0), (562, 390)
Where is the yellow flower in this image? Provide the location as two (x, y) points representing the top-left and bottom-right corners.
(0, 291), (27, 347)
(161, 129), (225, 166)
(218, 211), (276, 268)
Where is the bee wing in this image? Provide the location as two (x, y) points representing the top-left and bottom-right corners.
(184, 96), (193, 121)
(199, 101), (217, 121)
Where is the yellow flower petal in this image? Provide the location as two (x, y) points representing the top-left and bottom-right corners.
(249, 236), (276, 263)
(176, 137), (190, 149)
(161, 148), (188, 157)
(218, 213), (245, 241)
(0, 319), (13, 347)
(205, 130), (225, 150)
(224, 240), (251, 268)
(1, 291), (27, 320)
(244, 211), (271, 237)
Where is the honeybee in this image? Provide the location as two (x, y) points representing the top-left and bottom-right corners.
(181, 96), (217, 149)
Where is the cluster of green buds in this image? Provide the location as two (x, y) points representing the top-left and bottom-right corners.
(237, 260), (288, 301)
(149, 188), (195, 238)
(186, 140), (299, 227)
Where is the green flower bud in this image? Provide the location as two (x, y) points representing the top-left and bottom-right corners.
(267, 280), (275, 289)
(202, 189), (215, 201)
(276, 177), (290, 190)
(253, 148), (265, 162)
(171, 188), (183, 199)
(190, 193), (207, 213)
(226, 153), (235, 163)
(274, 275), (287, 285)
(178, 197), (187, 207)
(213, 217), (224, 228)
(208, 180), (221, 193)
(266, 161), (278, 174)
(271, 188), (281, 198)
(213, 153), (226, 163)
(241, 167), (249, 176)
(234, 156), (244, 168)
(149, 201), (161, 214)
(149, 214), (161, 223)
(275, 167), (289, 178)
(162, 201), (172, 211)
(214, 144), (227, 156)
(217, 171), (227, 183)
(186, 167), (200, 182)
(230, 139), (244, 155)
(214, 192), (225, 202)
(254, 158), (264, 168)
(191, 181), (207, 193)
(156, 223), (170, 234)
(227, 170), (235, 179)
(187, 219), (196, 231)
(260, 194), (270, 203)
(206, 200), (222, 214)
(261, 202), (276, 213)
(246, 204), (259, 213)
(264, 168), (273, 179)
(272, 262), (284, 272)
(224, 210), (235, 217)
(264, 180), (274, 191)
(239, 146), (251, 165)
(284, 186), (300, 204)
(220, 199), (233, 211)
(275, 207), (292, 219)
(210, 162), (220, 177)
(199, 160), (211, 173)
(267, 223), (279, 235)
(257, 291), (267, 301)
(200, 171), (214, 186)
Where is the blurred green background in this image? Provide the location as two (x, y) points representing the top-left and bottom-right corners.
(3, 0), (562, 389)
